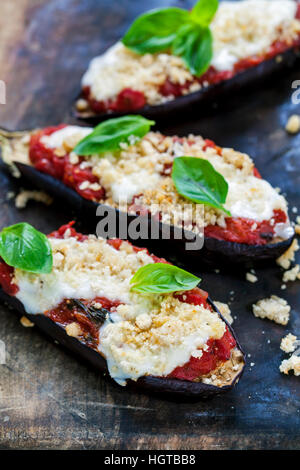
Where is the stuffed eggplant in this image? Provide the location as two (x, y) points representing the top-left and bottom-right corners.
(74, 0), (300, 122)
(0, 117), (294, 266)
(0, 221), (245, 397)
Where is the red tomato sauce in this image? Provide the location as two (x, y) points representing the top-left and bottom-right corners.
(29, 126), (105, 202)
(169, 328), (236, 381)
(45, 297), (121, 349)
(205, 209), (287, 245)
(175, 287), (210, 310)
(82, 86), (146, 114)
(0, 261), (18, 295)
(48, 221), (89, 242)
(169, 287), (236, 381)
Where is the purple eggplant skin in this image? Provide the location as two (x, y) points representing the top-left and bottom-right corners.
(13, 161), (295, 267)
(0, 287), (245, 398)
(74, 45), (300, 124)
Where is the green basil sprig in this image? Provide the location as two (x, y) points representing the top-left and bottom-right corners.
(130, 263), (200, 294)
(122, 8), (189, 54)
(122, 0), (218, 76)
(0, 223), (53, 274)
(172, 157), (231, 216)
(172, 23), (213, 77)
(190, 0), (218, 26)
(74, 115), (155, 156)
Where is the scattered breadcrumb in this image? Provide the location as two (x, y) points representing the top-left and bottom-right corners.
(65, 322), (83, 338)
(280, 333), (298, 353)
(6, 191), (15, 200)
(282, 264), (300, 283)
(276, 239), (299, 270)
(246, 272), (258, 283)
(285, 114), (300, 134)
(280, 355), (300, 376)
(15, 190), (53, 209)
(20, 316), (34, 328)
(252, 295), (290, 325)
(76, 98), (89, 112)
(295, 216), (300, 235)
(214, 301), (233, 325)
(279, 332), (300, 376)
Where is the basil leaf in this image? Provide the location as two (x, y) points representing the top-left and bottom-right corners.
(0, 223), (53, 274)
(190, 0), (218, 27)
(172, 24), (212, 76)
(130, 263), (200, 294)
(122, 8), (189, 54)
(74, 115), (155, 156)
(172, 157), (231, 216)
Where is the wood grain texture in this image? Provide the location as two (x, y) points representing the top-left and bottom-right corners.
(0, 0), (300, 450)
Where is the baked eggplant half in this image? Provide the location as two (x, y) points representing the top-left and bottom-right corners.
(0, 118), (295, 266)
(0, 222), (245, 397)
(74, 0), (300, 122)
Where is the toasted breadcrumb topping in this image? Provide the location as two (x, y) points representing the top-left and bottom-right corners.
(13, 233), (227, 383)
(100, 296), (225, 383)
(82, 1), (300, 105)
(46, 129), (287, 232)
(252, 295), (291, 325)
(1, 127), (290, 235)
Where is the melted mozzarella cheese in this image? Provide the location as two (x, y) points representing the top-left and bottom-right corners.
(211, 0), (297, 71)
(82, 43), (126, 102)
(274, 222), (295, 240)
(110, 173), (159, 203)
(99, 297), (225, 384)
(225, 177), (285, 221)
(41, 126), (93, 149)
(205, 153), (287, 221)
(14, 236), (154, 314)
(13, 234), (225, 383)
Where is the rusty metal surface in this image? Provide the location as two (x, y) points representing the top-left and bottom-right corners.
(0, 0), (299, 450)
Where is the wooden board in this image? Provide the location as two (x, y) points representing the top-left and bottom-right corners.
(0, 0), (300, 450)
